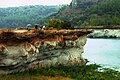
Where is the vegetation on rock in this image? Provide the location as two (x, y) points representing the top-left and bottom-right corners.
(0, 64), (120, 80)
(44, 18), (72, 29)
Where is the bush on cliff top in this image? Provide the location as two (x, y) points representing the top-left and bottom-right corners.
(44, 18), (72, 29)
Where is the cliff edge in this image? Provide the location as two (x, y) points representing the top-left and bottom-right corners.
(0, 29), (91, 74)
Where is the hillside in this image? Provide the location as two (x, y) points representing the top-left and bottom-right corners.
(53, 0), (120, 28)
(84, 0), (120, 27)
(52, 0), (104, 25)
(0, 5), (61, 28)
(1, 0), (120, 29)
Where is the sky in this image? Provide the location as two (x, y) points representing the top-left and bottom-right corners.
(0, 0), (72, 7)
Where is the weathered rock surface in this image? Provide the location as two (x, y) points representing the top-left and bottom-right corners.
(0, 29), (90, 74)
(88, 29), (120, 38)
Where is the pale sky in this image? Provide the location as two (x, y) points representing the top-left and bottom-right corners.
(0, 0), (72, 7)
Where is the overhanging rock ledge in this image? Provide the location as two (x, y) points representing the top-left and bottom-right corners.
(0, 29), (91, 74)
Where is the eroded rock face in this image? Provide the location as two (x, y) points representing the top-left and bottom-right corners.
(0, 30), (90, 74)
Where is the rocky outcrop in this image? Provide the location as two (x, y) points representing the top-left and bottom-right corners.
(70, 0), (104, 9)
(88, 29), (120, 38)
(0, 29), (90, 74)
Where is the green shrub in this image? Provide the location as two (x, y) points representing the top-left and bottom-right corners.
(0, 64), (120, 80)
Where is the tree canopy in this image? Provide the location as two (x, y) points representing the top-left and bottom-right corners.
(52, 0), (120, 28)
(45, 18), (71, 29)
(0, 5), (61, 29)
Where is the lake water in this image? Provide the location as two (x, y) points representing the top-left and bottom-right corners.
(83, 38), (120, 70)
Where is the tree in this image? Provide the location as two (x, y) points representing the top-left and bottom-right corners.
(45, 18), (63, 29)
(0, 5), (61, 28)
(45, 19), (72, 29)
(61, 20), (72, 29)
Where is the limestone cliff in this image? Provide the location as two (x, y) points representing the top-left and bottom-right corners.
(0, 29), (90, 74)
(88, 29), (120, 38)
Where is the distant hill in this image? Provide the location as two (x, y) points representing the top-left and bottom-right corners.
(52, 0), (104, 25)
(83, 0), (120, 27)
(0, 5), (61, 28)
(1, 0), (120, 29)
(52, 0), (120, 28)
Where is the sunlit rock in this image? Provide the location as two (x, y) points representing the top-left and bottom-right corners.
(0, 29), (91, 74)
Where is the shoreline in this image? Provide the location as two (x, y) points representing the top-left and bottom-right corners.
(0, 64), (119, 80)
(88, 29), (120, 38)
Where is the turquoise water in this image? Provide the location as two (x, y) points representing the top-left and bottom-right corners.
(83, 38), (120, 70)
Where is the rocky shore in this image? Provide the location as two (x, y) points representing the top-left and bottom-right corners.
(88, 29), (120, 38)
(0, 29), (91, 74)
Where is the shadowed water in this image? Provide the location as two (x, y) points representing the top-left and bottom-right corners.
(83, 38), (120, 70)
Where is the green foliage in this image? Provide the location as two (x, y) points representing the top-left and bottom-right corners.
(55, 0), (120, 28)
(45, 19), (71, 29)
(45, 19), (63, 29)
(62, 20), (72, 29)
(84, 0), (120, 26)
(1, 0), (120, 28)
(0, 5), (61, 28)
(0, 64), (120, 80)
